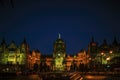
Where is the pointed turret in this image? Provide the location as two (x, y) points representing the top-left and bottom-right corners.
(22, 37), (27, 44)
(91, 36), (94, 42)
(1, 38), (6, 45)
(58, 33), (61, 39)
(20, 37), (29, 52)
(112, 37), (118, 46)
(111, 37), (119, 53)
(89, 37), (98, 59)
(90, 36), (97, 47)
(0, 38), (6, 52)
(11, 40), (15, 43)
(8, 40), (17, 49)
(103, 39), (107, 45)
(21, 37), (29, 48)
(100, 39), (108, 47)
(100, 39), (109, 52)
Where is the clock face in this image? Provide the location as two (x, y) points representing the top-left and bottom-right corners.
(57, 51), (62, 56)
(58, 53), (60, 56)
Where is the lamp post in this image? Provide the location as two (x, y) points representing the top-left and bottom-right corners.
(109, 50), (113, 54)
(106, 57), (110, 71)
(109, 50), (113, 63)
(100, 52), (104, 71)
(88, 57), (91, 71)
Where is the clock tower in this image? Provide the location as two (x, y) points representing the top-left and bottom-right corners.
(53, 34), (66, 71)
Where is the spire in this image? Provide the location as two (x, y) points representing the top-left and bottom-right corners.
(58, 33), (61, 39)
(102, 39), (108, 46)
(103, 39), (107, 44)
(11, 40), (15, 43)
(23, 37), (27, 44)
(1, 37), (6, 45)
(113, 37), (118, 46)
(2, 38), (5, 43)
(90, 36), (97, 47)
(91, 36), (94, 42)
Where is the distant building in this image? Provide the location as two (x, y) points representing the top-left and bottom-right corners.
(41, 34), (89, 71)
(0, 38), (29, 65)
(0, 38), (29, 72)
(0, 35), (90, 72)
(88, 37), (120, 65)
(27, 50), (41, 70)
(1, 35), (119, 72)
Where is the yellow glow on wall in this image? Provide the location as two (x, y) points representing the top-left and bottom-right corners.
(55, 57), (64, 70)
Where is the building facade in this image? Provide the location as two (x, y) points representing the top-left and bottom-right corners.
(0, 38), (29, 72)
(53, 34), (66, 71)
(0, 38), (29, 65)
(43, 34), (89, 71)
(88, 37), (120, 68)
(1, 35), (119, 72)
(27, 50), (41, 70)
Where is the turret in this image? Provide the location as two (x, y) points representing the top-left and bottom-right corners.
(0, 38), (6, 52)
(53, 34), (66, 58)
(20, 38), (29, 53)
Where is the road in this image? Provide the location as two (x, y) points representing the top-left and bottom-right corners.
(0, 71), (120, 80)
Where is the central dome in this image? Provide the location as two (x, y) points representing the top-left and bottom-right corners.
(55, 38), (64, 43)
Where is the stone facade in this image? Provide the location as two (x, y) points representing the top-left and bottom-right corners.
(0, 38), (29, 65)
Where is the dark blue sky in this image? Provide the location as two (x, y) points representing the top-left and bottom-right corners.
(0, 0), (120, 54)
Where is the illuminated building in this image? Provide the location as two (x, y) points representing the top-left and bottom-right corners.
(27, 50), (41, 70)
(76, 50), (89, 65)
(65, 50), (89, 71)
(88, 37), (120, 66)
(0, 38), (29, 65)
(0, 38), (29, 72)
(1, 35), (119, 72)
(53, 34), (66, 71)
(0, 38), (41, 72)
(43, 34), (89, 71)
(88, 37), (98, 60)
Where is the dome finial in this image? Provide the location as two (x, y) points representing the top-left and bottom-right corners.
(58, 33), (61, 39)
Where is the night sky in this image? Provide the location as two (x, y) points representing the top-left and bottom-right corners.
(0, 0), (120, 55)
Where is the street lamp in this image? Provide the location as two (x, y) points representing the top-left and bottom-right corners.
(106, 57), (110, 64)
(106, 57), (111, 71)
(106, 57), (110, 61)
(109, 50), (113, 54)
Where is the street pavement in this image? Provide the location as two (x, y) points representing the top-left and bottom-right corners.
(0, 71), (120, 80)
